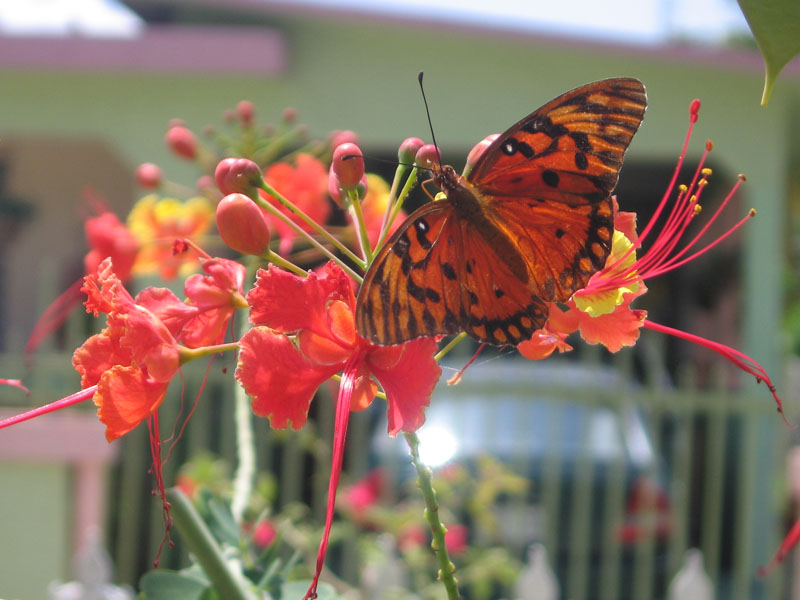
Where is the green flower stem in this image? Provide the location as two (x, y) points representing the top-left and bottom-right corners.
(180, 342), (240, 364)
(375, 167), (419, 252)
(347, 187), (373, 263)
(167, 488), (260, 600)
(434, 332), (468, 362)
(231, 268), (257, 525)
(404, 431), (461, 600)
(261, 249), (311, 279)
(231, 369), (255, 524)
(256, 180), (365, 270)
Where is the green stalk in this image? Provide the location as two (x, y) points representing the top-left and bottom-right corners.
(347, 187), (373, 263)
(167, 488), (260, 600)
(257, 180), (365, 270)
(404, 431), (461, 600)
(231, 265), (257, 525)
(374, 168), (419, 252)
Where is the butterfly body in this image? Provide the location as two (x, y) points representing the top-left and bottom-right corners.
(356, 78), (647, 347)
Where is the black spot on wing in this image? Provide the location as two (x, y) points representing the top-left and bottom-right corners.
(542, 170), (560, 188)
(442, 262), (457, 280)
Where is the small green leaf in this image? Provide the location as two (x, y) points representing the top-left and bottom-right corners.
(279, 581), (340, 599)
(738, 0), (800, 105)
(139, 570), (209, 600)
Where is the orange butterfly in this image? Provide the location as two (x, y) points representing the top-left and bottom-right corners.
(355, 78), (647, 346)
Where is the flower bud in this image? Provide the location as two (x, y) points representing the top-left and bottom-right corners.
(329, 129), (359, 152)
(464, 133), (500, 176)
(332, 143), (365, 189)
(237, 100), (255, 125)
(135, 163), (163, 188)
(166, 125), (197, 160)
(282, 107), (297, 123)
(398, 137), (424, 164)
(216, 193), (271, 255)
(414, 144), (441, 170)
(215, 158), (264, 196)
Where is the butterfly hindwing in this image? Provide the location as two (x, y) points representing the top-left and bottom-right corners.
(356, 202), (464, 345)
(356, 200), (550, 346)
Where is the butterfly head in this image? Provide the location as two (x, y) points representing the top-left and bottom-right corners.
(432, 164), (460, 195)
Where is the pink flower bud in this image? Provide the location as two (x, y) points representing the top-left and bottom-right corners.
(237, 100), (255, 125)
(329, 129), (359, 152)
(398, 137), (424, 164)
(332, 143), (365, 189)
(328, 163), (367, 208)
(166, 125), (197, 160)
(282, 107), (297, 123)
(196, 175), (215, 195)
(215, 158), (264, 196)
(415, 144), (441, 170)
(216, 193), (271, 255)
(464, 133), (500, 175)
(135, 163), (163, 188)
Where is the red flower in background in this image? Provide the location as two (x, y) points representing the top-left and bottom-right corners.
(261, 154), (330, 255)
(25, 196), (140, 362)
(235, 261), (440, 600)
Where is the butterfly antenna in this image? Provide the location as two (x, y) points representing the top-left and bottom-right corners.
(418, 71), (442, 168)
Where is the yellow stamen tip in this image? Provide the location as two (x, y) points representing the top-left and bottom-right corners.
(749, 208), (757, 217)
(701, 167), (712, 176)
(738, 173), (747, 181)
(698, 179), (708, 187)
(693, 204), (703, 215)
(679, 184), (688, 193)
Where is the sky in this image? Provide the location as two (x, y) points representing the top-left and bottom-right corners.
(0, 0), (751, 45)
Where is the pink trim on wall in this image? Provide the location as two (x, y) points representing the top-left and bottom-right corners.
(0, 408), (118, 555)
(0, 25), (287, 74)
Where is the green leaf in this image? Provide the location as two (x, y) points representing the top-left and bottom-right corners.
(139, 570), (210, 600)
(206, 496), (242, 547)
(738, 0), (800, 105)
(279, 581), (340, 599)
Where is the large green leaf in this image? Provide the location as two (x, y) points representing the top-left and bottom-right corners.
(738, 0), (800, 105)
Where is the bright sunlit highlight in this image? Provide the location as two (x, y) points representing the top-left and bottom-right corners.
(417, 424), (458, 467)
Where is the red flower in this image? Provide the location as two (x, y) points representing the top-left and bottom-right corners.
(235, 261), (440, 599)
(136, 256), (247, 349)
(261, 154), (330, 255)
(72, 258), (181, 441)
(444, 524), (469, 556)
(523, 100), (783, 416)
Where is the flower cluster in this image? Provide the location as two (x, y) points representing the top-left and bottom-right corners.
(0, 93), (791, 598)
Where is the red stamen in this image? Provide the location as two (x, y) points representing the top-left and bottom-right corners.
(173, 237), (211, 260)
(148, 414), (174, 567)
(303, 354), (361, 600)
(759, 518), (800, 576)
(165, 359), (214, 463)
(24, 279), (84, 366)
(0, 379), (30, 394)
(446, 343), (485, 385)
(642, 320), (789, 427)
(0, 385), (97, 429)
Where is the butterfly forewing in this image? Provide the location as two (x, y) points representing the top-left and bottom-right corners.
(355, 77), (646, 347)
(469, 77), (646, 197)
